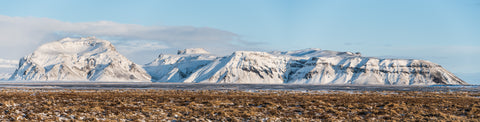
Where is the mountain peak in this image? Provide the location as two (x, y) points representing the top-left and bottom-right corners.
(33, 37), (116, 66)
(58, 36), (97, 42)
(270, 48), (361, 57)
(9, 37), (151, 81)
(177, 48), (210, 55)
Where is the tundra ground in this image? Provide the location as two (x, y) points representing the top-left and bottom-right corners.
(0, 89), (479, 121)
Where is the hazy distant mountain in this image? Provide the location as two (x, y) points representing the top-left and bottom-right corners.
(0, 58), (17, 80)
(0, 59), (17, 69)
(145, 48), (466, 85)
(9, 37), (151, 81)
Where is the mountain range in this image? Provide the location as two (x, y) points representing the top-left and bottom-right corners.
(6, 37), (467, 85)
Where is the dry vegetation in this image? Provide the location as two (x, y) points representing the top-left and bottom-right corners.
(0, 89), (479, 121)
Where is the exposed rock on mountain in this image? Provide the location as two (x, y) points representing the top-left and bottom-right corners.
(145, 48), (466, 85)
(9, 37), (151, 81)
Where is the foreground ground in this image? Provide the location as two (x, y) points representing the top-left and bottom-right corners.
(0, 89), (479, 121)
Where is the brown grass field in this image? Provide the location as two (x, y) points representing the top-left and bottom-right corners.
(0, 89), (479, 121)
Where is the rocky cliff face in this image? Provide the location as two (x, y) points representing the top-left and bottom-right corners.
(145, 48), (466, 85)
(284, 56), (464, 85)
(9, 37), (151, 81)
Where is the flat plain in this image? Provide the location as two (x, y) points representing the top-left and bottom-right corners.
(0, 82), (479, 121)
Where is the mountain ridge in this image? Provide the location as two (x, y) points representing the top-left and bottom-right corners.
(9, 37), (151, 81)
(145, 48), (466, 85)
(6, 37), (466, 85)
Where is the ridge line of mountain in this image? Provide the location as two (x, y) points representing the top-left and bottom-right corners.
(6, 37), (467, 85)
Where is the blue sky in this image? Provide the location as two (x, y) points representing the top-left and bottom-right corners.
(0, 0), (479, 83)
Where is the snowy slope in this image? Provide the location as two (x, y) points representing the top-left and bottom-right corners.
(9, 37), (151, 81)
(144, 49), (217, 82)
(284, 57), (464, 85)
(184, 51), (289, 83)
(146, 48), (466, 85)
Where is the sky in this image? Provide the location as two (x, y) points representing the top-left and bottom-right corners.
(0, 0), (479, 83)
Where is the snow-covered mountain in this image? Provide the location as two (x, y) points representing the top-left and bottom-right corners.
(145, 48), (466, 85)
(6, 37), (466, 85)
(270, 48), (361, 57)
(144, 48), (218, 82)
(177, 48), (210, 55)
(9, 37), (151, 81)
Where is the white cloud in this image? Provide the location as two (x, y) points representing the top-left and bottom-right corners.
(0, 15), (253, 63)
